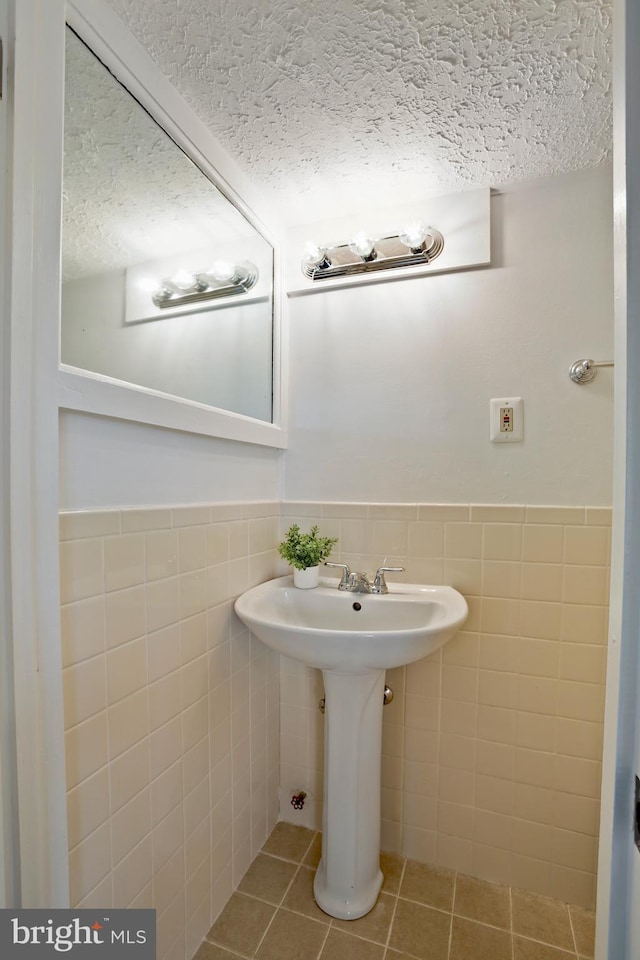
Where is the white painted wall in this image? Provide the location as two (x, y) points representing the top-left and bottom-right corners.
(59, 411), (282, 510)
(284, 167), (614, 506)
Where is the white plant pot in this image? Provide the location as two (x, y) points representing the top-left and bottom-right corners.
(293, 565), (320, 589)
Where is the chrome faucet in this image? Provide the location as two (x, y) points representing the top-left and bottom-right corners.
(324, 562), (405, 594)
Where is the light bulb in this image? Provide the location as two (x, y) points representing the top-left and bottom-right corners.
(169, 269), (199, 292)
(207, 260), (238, 283)
(399, 222), (430, 252)
(303, 241), (328, 268)
(151, 283), (173, 305)
(348, 232), (375, 260)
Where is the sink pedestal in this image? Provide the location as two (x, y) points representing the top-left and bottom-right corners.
(313, 668), (385, 920)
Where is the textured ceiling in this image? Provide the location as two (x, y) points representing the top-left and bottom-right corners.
(63, 30), (264, 279)
(103, 0), (612, 224)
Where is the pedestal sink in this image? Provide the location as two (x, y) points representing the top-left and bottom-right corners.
(234, 575), (468, 920)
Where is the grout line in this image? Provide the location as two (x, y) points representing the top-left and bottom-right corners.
(277, 859), (303, 908)
(300, 829), (318, 864)
(396, 893), (460, 917)
(257, 851), (309, 865)
(452, 912), (514, 935)
(382, 856), (407, 956)
(232, 855), (300, 913)
(334, 927), (398, 950)
(515, 931), (581, 954)
(250, 902), (282, 957)
(447, 873), (457, 960)
(567, 904), (580, 957)
(231, 889), (283, 910)
(244, 832), (321, 958)
(315, 921), (332, 959)
(509, 885), (514, 960)
(204, 940), (252, 960)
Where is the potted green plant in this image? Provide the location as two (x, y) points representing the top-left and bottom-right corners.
(278, 523), (338, 588)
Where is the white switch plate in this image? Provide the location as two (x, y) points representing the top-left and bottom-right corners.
(490, 397), (523, 442)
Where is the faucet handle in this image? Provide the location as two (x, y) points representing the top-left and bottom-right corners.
(324, 561), (351, 589)
(373, 565), (405, 594)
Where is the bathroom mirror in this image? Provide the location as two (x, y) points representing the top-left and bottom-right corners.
(60, 26), (280, 440)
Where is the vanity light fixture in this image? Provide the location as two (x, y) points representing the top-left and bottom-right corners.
(301, 223), (444, 280)
(151, 260), (258, 308)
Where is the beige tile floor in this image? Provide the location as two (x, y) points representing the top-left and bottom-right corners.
(196, 824), (595, 960)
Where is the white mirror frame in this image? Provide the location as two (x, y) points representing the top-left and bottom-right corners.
(60, 0), (287, 449)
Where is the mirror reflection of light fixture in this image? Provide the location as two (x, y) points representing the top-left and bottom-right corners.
(171, 269), (206, 293)
(302, 224), (444, 280)
(151, 261), (258, 308)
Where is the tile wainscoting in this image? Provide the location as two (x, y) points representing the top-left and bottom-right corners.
(59, 502), (282, 960)
(59, 499), (610, 960)
(278, 502), (610, 911)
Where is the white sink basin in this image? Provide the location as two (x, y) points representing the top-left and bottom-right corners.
(234, 575), (468, 672)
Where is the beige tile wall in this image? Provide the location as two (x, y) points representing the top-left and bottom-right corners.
(278, 502), (610, 910)
(60, 497), (610, 951)
(59, 502), (281, 960)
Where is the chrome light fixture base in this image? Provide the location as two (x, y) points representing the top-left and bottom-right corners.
(151, 262), (258, 309)
(302, 229), (444, 281)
